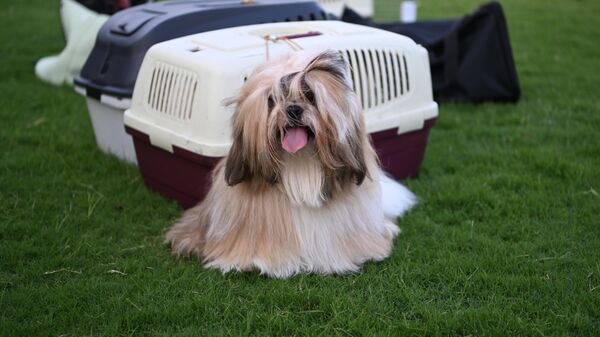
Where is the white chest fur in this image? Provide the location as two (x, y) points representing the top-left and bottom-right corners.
(280, 146), (326, 208)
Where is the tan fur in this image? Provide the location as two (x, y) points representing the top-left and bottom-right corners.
(165, 50), (416, 278)
(166, 163), (300, 275)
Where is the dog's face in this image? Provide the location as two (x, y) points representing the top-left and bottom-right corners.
(224, 50), (369, 199)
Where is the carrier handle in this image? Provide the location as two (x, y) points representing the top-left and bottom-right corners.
(263, 31), (323, 60)
(273, 31), (323, 40)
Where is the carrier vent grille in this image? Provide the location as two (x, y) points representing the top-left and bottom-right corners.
(342, 49), (410, 110)
(147, 62), (198, 121)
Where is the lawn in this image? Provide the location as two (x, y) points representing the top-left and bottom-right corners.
(1, 0), (599, 336)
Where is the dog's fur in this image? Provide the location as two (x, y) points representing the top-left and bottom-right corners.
(165, 50), (416, 278)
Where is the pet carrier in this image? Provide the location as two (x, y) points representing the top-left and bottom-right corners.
(319, 0), (372, 17)
(73, 0), (330, 164)
(124, 21), (438, 208)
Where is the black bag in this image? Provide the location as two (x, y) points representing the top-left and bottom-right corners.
(342, 1), (520, 103)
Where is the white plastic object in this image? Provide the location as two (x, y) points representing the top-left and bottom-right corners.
(401, 1), (418, 23)
(319, 0), (373, 17)
(124, 21), (438, 157)
(74, 86), (137, 164)
(35, 0), (108, 86)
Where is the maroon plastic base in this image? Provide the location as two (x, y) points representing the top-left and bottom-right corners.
(372, 118), (437, 179)
(126, 117), (436, 209)
(126, 127), (220, 209)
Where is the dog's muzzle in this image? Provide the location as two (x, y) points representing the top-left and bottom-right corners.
(286, 104), (303, 122)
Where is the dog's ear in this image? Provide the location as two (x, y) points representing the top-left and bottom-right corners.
(303, 50), (348, 83)
(223, 94), (253, 186)
(345, 131), (368, 185)
(307, 86), (370, 187)
(224, 87), (280, 186)
(321, 134), (369, 198)
(304, 52), (369, 188)
(331, 128), (368, 186)
(224, 129), (251, 186)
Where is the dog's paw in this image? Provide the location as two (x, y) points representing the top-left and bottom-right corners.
(164, 204), (208, 258)
(203, 258), (301, 279)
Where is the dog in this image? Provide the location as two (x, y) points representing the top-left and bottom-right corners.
(165, 50), (417, 278)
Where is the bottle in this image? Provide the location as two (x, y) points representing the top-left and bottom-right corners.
(400, 1), (418, 23)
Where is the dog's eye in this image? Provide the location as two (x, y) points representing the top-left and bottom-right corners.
(300, 77), (316, 105)
(304, 90), (315, 105)
(268, 95), (275, 111)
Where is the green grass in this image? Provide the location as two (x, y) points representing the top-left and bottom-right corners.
(1, 0), (600, 336)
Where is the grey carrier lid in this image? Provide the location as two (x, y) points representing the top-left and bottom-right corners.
(74, 0), (332, 99)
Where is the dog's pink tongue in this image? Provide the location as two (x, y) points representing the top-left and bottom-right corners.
(282, 127), (308, 154)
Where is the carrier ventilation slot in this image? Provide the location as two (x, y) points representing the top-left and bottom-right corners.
(147, 62), (198, 121)
(342, 49), (410, 111)
(280, 11), (325, 22)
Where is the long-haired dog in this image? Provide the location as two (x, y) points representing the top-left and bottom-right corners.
(165, 50), (416, 278)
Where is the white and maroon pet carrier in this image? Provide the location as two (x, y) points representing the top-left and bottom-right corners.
(124, 21), (438, 208)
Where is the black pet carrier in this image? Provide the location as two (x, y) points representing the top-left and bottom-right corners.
(342, 1), (520, 103)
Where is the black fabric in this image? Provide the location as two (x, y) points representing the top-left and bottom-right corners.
(75, 0), (147, 15)
(342, 1), (520, 103)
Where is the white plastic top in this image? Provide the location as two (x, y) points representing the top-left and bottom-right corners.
(124, 21), (437, 157)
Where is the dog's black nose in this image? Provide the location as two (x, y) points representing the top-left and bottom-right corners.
(286, 105), (303, 120)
